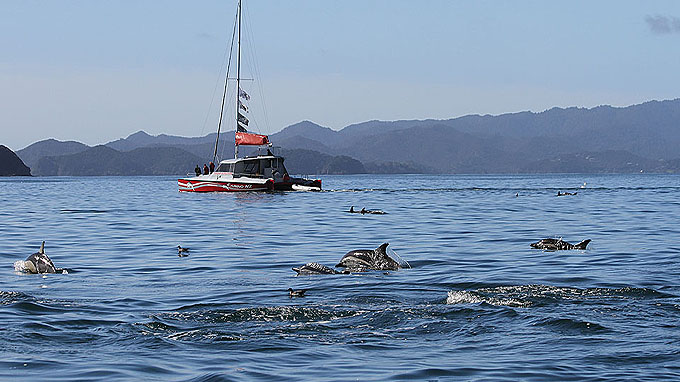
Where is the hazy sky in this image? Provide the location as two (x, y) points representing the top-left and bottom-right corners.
(2, 0), (680, 150)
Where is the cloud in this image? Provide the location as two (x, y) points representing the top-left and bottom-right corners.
(645, 15), (680, 34)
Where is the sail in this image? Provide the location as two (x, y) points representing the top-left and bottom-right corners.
(235, 132), (269, 146)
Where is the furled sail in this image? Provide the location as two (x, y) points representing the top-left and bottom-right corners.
(235, 132), (269, 146)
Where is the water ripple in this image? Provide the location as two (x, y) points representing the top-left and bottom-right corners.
(1, 174), (680, 381)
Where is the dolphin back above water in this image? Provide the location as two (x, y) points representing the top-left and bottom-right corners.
(292, 262), (349, 276)
(348, 206), (387, 215)
(15, 241), (65, 274)
(335, 243), (401, 271)
(530, 238), (591, 251)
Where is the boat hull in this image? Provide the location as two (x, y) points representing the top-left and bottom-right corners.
(178, 178), (273, 192)
(178, 170), (321, 193)
(178, 177), (321, 192)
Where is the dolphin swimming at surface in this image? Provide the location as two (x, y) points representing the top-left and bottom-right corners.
(15, 241), (66, 274)
(335, 243), (401, 272)
(348, 206), (387, 215)
(362, 208), (387, 215)
(292, 262), (349, 276)
(530, 238), (591, 251)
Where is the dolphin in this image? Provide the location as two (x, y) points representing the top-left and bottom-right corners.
(530, 238), (591, 251)
(292, 262), (349, 276)
(348, 206), (387, 215)
(335, 243), (401, 272)
(363, 209), (387, 215)
(16, 241), (65, 274)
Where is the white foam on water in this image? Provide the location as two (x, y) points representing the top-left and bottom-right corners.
(446, 290), (530, 307)
(13, 260), (28, 273)
(446, 290), (484, 305)
(387, 248), (411, 269)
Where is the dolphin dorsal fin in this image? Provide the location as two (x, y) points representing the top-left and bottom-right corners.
(377, 243), (389, 254)
(40, 241), (45, 254)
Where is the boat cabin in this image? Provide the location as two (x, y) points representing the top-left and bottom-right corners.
(215, 155), (288, 179)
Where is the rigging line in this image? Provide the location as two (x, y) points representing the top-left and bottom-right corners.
(237, 4), (261, 134)
(235, 0), (242, 159)
(199, 11), (235, 140)
(213, 4), (239, 164)
(217, 87), (237, 162)
(241, 3), (271, 135)
(237, 5), (257, 133)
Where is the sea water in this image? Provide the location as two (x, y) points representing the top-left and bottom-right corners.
(0, 174), (679, 381)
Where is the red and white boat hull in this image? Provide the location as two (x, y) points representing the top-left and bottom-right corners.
(178, 176), (273, 192)
(178, 156), (322, 192)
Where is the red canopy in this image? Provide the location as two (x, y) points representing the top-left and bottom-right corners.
(235, 132), (269, 146)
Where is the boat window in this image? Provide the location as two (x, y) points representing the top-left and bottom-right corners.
(215, 163), (233, 172)
(242, 160), (259, 174)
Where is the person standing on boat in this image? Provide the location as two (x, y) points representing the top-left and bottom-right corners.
(203, 164), (209, 175)
(209, 161), (215, 174)
(194, 165), (201, 176)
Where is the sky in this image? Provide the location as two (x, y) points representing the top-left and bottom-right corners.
(2, 0), (680, 150)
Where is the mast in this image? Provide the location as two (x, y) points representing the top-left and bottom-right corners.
(235, 0), (242, 159)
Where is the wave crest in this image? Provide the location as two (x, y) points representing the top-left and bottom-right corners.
(447, 284), (670, 307)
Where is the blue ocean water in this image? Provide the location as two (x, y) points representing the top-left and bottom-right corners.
(1, 174), (679, 381)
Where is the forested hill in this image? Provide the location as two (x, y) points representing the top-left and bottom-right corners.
(22, 144), (373, 176)
(268, 99), (680, 173)
(0, 145), (31, 176)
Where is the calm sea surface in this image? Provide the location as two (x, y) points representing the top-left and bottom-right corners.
(1, 174), (679, 381)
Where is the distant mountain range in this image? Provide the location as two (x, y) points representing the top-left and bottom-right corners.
(12, 98), (680, 176)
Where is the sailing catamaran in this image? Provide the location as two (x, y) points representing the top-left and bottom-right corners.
(178, 0), (321, 192)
